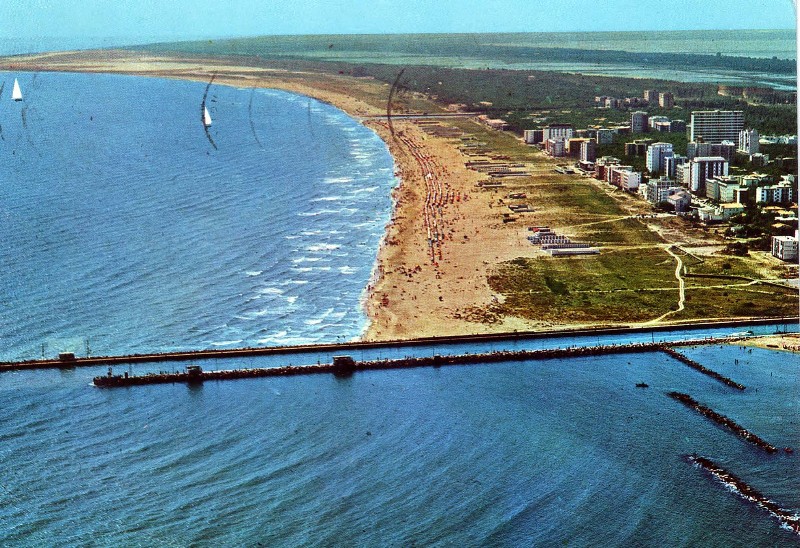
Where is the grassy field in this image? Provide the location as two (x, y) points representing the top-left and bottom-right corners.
(488, 248), (679, 324)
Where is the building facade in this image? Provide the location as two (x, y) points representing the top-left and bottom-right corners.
(659, 92), (675, 109)
(543, 124), (574, 142)
(738, 128), (759, 154)
(630, 111), (649, 134)
(688, 156), (729, 194)
(689, 110), (744, 143)
(579, 140), (597, 163)
(772, 236), (799, 261)
(646, 142), (674, 174)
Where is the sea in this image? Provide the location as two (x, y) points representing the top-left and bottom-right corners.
(0, 71), (799, 546)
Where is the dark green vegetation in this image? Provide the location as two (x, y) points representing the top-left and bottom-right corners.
(487, 249), (678, 323)
(138, 32), (796, 74)
(135, 32), (797, 136)
(726, 206), (798, 250)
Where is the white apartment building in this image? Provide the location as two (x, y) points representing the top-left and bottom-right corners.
(738, 128), (759, 154)
(688, 156), (729, 193)
(772, 236), (798, 261)
(646, 142), (674, 174)
(689, 110), (744, 143)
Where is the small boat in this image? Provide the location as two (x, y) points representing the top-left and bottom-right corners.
(12, 78), (22, 101)
(203, 106), (212, 127)
(635, 382), (649, 388)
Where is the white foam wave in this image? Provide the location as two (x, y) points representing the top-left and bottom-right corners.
(338, 266), (358, 275)
(351, 186), (379, 194)
(291, 256), (323, 263)
(258, 287), (285, 295)
(245, 270), (263, 277)
(210, 340), (243, 347)
(307, 244), (341, 252)
(298, 209), (344, 217)
(323, 176), (354, 184)
(311, 196), (346, 202)
(304, 307), (335, 325)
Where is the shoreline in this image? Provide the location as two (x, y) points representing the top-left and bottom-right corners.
(2, 50), (796, 343)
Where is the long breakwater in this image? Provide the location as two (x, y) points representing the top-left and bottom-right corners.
(90, 338), (750, 387)
(659, 348), (746, 390)
(4, 317), (790, 372)
(669, 392), (779, 453)
(687, 455), (800, 536)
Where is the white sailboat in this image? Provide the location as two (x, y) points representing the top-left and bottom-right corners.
(203, 106), (212, 127)
(11, 78), (22, 101)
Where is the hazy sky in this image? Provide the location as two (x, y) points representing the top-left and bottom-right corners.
(0, 0), (796, 39)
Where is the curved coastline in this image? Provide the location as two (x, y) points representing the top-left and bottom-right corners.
(4, 50), (797, 346)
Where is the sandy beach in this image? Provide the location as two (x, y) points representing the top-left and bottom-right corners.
(732, 333), (800, 353)
(2, 49), (562, 340)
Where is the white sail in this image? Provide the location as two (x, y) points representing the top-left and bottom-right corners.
(12, 78), (22, 101)
(203, 106), (212, 127)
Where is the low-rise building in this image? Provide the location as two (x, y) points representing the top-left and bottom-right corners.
(705, 175), (744, 203)
(648, 116), (670, 130)
(667, 189), (692, 212)
(608, 166), (641, 191)
(543, 124), (574, 142)
(594, 156), (621, 181)
(771, 235), (798, 261)
(545, 138), (566, 157)
(524, 129), (544, 144)
(756, 180), (795, 205)
(652, 121), (672, 132)
(640, 176), (681, 205)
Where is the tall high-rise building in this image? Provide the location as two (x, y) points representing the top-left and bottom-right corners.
(643, 90), (659, 103)
(630, 111), (649, 133)
(658, 92), (675, 109)
(646, 142), (674, 174)
(689, 110), (744, 143)
(738, 128), (759, 154)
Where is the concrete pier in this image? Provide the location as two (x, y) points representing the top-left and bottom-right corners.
(2, 317), (789, 373)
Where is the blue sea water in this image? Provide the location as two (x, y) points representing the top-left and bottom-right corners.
(0, 72), (798, 545)
(0, 71), (397, 361)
